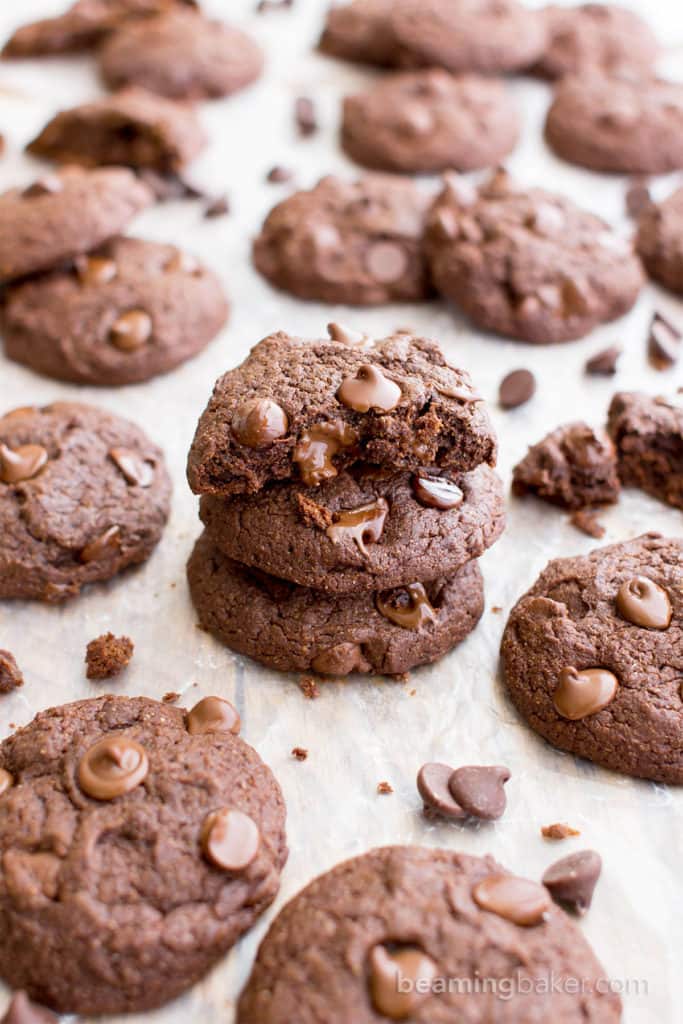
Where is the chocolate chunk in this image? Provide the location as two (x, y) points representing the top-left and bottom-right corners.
(204, 194), (230, 218)
(200, 808), (260, 871)
(417, 762), (466, 820)
(326, 498), (388, 557)
(109, 309), (153, 351)
(109, 448), (155, 487)
(187, 695), (241, 736)
(569, 508), (606, 539)
(648, 311), (680, 370)
(499, 369), (536, 410)
(542, 850), (602, 914)
(411, 474), (464, 510)
(376, 582), (437, 630)
(295, 96), (317, 137)
(337, 363), (402, 413)
(616, 576), (672, 630)
(78, 735), (149, 799)
(585, 345), (621, 376)
(542, 823), (581, 840)
(448, 765), (510, 821)
(80, 525), (121, 563)
(0, 992), (57, 1024)
(368, 945), (437, 1019)
(232, 399), (289, 449)
(85, 633), (134, 680)
(553, 667), (618, 720)
(267, 165), (292, 183)
(0, 651), (24, 694)
(0, 443), (48, 484)
(472, 874), (551, 926)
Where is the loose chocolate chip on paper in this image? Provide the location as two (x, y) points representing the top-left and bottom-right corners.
(417, 762), (467, 820)
(448, 765), (510, 821)
(499, 369), (536, 409)
(585, 345), (621, 376)
(648, 311), (680, 369)
(542, 849), (602, 914)
(569, 507), (606, 539)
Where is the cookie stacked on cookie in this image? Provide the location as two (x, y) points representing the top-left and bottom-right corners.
(186, 327), (504, 677)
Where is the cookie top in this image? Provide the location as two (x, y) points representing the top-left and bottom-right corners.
(534, 3), (659, 79)
(2, 235), (229, 387)
(318, 0), (396, 66)
(237, 846), (621, 1023)
(390, 0), (547, 74)
(545, 73), (683, 174)
(2, 0), (197, 56)
(187, 329), (497, 496)
(341, 69), (520, 174)
(200, 463), (504, 593)
(253, 174), (432, 305)
(0, 695), (287, 1014)
(26, 87), (206, 173)
(99, 9), (264, 100)
(501, 534), (683, 784)
(424, 171), (643, 343)
(636, 187), (683, 294)
(0, 166), (151, 285)
(607, 391), (683, 510)
(0, 402), (171, 601)
(512, 422), (620, 510)
(188, 532), (484, 677)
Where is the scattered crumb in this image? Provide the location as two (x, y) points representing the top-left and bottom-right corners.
(299, 676), (320, 699)
(491, 605), (503, 614)
(409, 688), (416, 697)
(0, 650), (23, 694)
(267, 165), (292, 184)
(569, 508), (606, 539)
(162, 692), (180, 704)
(377, 781), (393, 795)
(292, 747), (308, 761)
(295, 492), (333, 530)
(295, 96), (317, 137)
(542, 822), (581, 840)
(85, 633), (134, 680)
(204, 194), (230, 219)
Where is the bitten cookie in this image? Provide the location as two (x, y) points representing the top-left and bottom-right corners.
(188, 531), (484, 676)
(341, 69), (519, 174)
(0, 695), (287, 1014)
(200, 464), (504, 594)
(187, 329), (496, 496)
(253, 175), (432, 305)
(636, 187), (683, 294)
(26, 88), (206, 173)
(512, 423), (620, 510)
(0, 402), (171, 601)
(534, 4), (658, 79)
(0, 166), (151, 285)
(318, 0), (397, 66)
(545, 73), (683, 174)
(424, 170), (643, 343)
(607, 392), (683, 510)
(501, 534), (683, 784)
(2, 236), (229, 387)
(99, 9), (263, 100)
(237, 846), (621, 1023)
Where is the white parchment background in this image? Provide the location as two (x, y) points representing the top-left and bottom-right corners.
(0, 1), (681, 1020)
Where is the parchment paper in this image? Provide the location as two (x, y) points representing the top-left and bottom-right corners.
(0, 1), (681, 1021)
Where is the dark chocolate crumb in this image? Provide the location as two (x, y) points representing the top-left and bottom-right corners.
(499, 369), (536, 410)
(267, 165), (293, 184)
(295, 96), (317, 137)
(299, 676), (320, 699)
(85, 633), (134, 680)
(162, 691), (180, 704)
(292, 746), (308, 760)
(585, 345), (621, 376)
(377, 781), (393, 794)
(648, 311), (681, 370)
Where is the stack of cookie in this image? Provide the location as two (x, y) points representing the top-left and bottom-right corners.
(186, 327), (505, 678)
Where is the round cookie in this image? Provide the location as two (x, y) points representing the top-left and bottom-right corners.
(501, 534), (683, 784)
(545, 73), (683, 174)
(2, 236), (229, 387)
(187, 531), (484, 676)
(199, 464), (504, 594)
(636, 187), (683, 295)
(390, 0), (547, 75)
(424, 170), (643, 343)
(318, 0), (397, 66)
(0, 402), (171, 602)
(253, 176), (432, 305)
(534, 4), (658, 79)
(0, 695), (287, 1014)
(0, 166), (151, 285)
(341, 69), (520, 174)
(237, 846), (621, 1023)
(99, 9), (264, 100)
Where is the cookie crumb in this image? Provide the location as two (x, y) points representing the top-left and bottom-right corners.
(204, 194), (230, 219)
(299, 676), (320, 699)
(162, 691), (180, 704)
(292, 746), (308, 761)
(267, 165), (292, 184)
(0, 650), (23, 693)
(85, 633), (134, 680)
(295, 96), (317, 137)
(569, 508), (606, 539)
(542, 822), (581, 840)
(377, 781), (393, 794)
(585, 345), (621, 376)
(295, 492), (333, 529)
(491, 605), (503, 614)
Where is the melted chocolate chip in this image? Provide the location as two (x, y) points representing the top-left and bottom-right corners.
(232, 398), (289, 448)
(200, 808), (260, 871)
(80, 525), (121, 564)
(109, 448), (155, 487)
(0, 768), (14, 797)
(553, 667), (618, 720)
(75, 255), (117, 286)
(326, 498), (388, 556)
(187, 696), (241, 736)
(448, 765), (510, 821)
(473, 874), (551, 926)
(616, 576), (672, 629)
(542, 849), (602, 915)
(336, 364), (401, 413)
(78, 735), (149, 800)
(293, 421), (357, 487)
(109, 309), (152, 352)
(0, 443), (48, 484)
(417, 763), (466, 820)
(411, 475), (464, 510)
(365, 241), (408, 283)
(369, 945), (437, 1019)
(376, 583), (437, 630)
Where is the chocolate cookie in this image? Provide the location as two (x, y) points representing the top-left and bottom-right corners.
(99, 9), (264, 100)
(2, 236), (229, 387)
(424, 170), (643, 343)
(390, 0), (547, 75)
(187, 329), (496, 496)
(26, 87), (206, 173)
(512, 423), (620, 510)
(341, 69), (520, 174)
(253, 175), (432, 305)
(501, 534), (683, 784)
(0, 402), (171, 602)
(318, 0), (396, 66)
(188, 531), (484, 676)
(607, 392), (683, 510)
(0, 694), (287, 1014)
(534, 4), (658, 79)
(2, 0), (197, 57)
(0, 166), (151, 285)
(237, 846), (621, 1023)
(636, 187), (683, 294)
(545, 73), (683, 174)
(200, 464), (504, 594)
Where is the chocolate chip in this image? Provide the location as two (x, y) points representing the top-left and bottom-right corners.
(80, 525), (121, 564)
(200, 808), (260, 871)
(109, 309), (152, 351)
(0, 443), (48, 484)
(293, 420), (357, 486)
(78, 735), (149, 800)
(232, 398), (289, 448)
(472, 874), (551, 926)
(411, 475), (464, 510)
(75, 255), (117, 286)
(417, 762), (466, 820)
(376, 583), (437, 630)
(542, 850), (602, 915)
(267, 165), (293, 183)
(0, 768), (14, 797)
(365, 241), (408, 283)
(326, 498), (388, 557)
(616, 575), (672, 630)
(625, 178), (652, 218)
(499, 369), (536, 410)
(569, 507), (606, 539)
(295, 96), (317, 137)
(327, 322), (368, 346)
(187, 696), (241, 736)
(204, 194), (230, 219)
(585, 345), (621, 376)
(337, 364), (402, 413)
(553, 667), (618, 720)
(648, 311), (680, 370)
(23, 175), (63, 198)
(311, 643), (366, 676)
(448, 765), (510, 821)
(109, 448), (155, 487)
(0, 991), (57, 1023)
(368, 945), (437, 1019)
(0, 650), (23, 693)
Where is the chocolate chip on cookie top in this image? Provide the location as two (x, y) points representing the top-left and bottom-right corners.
(187, 696), (241, 736)
(201, 808), (260, 871)
(473, 874), (551, 926)
(369, 944), (437, 1018)
(553, 667), (619, 720)
(187, 330), (496, 497)
(616, 576), (672, 630)
(78, 734), (149, 799)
